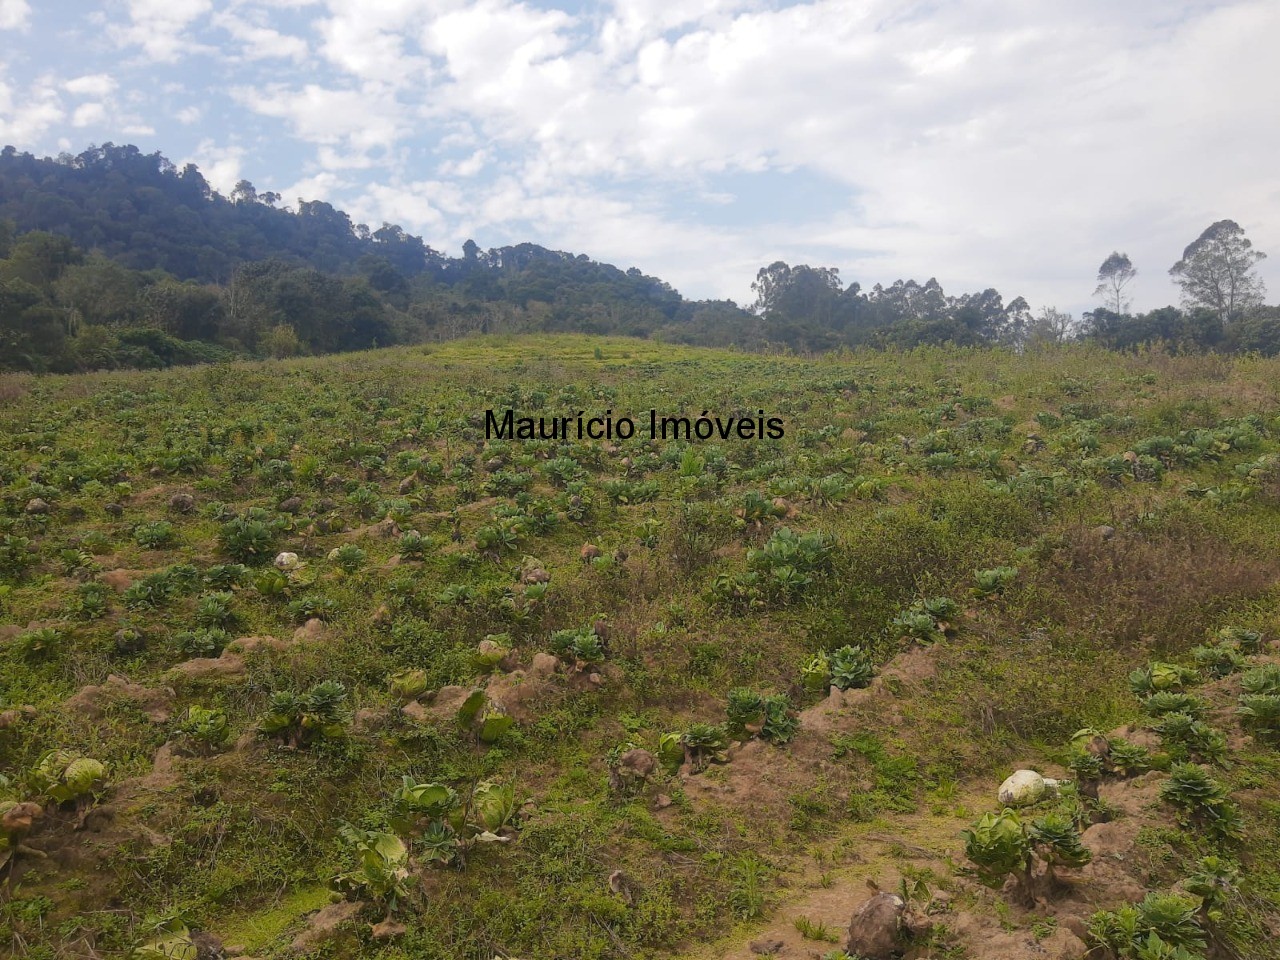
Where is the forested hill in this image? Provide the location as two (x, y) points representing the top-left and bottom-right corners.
(2, 143), (1278, 372)
(0, 143), (761, 371)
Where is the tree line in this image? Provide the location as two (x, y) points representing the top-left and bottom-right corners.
(0, 143), (1275, 371)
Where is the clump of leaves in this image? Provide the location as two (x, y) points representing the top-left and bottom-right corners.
(961, 808), (1032, 901)
(132, 520), (175, 549)
(1152, 713), (1226, 764)
(333, 825), (410, 912)
(176, 705), (230, 753)
(1184, 855), (1238, 924)
(389, 669), (429, 702)
(193, 591), (236, 629)
(1159, 763), (1240, 840)
(760, 694), (799, 744)
(1240, 663), (1280, 696)
(1143, 692), (1208, 718)
(1108, 739), (1152, 777)
(218, 517), (275, 564)
(548, 625), (605, 663)
(1191, 644), (1243, 679)
(1029, 813), (1091, 885)
(973, 565), (1018, 598)
(10, 626), (63, 660)
(1237, 694), (1280, 741)
(829, 644), (876, 690)
(29, 750), (105, 805)
(1215, 626), (1262, 654)
(681, 723), (730, 772)
(259, 681), (350, 747)
(800, 651), (830, 692)
(1130, 662), (1199, 697)
(330, 543), (367, 573)
(726, 687), (764, 738)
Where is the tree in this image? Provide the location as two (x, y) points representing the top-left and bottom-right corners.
(1025, 306), (1075, 346)
(1169, 220), (1266, 323)
(1093, 252), (1136, 314)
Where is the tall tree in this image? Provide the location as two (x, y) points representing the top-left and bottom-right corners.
(1093, 252), (1136, 314)
(1169, 220), (1267, 323)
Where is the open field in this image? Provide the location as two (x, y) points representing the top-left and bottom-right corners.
(3, 336), (1280, 959)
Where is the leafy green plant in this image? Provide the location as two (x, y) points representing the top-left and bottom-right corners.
(176, 705), (230, 752)
(1191, 644), (1243, 679)
(800, 651), (830, 692)
(681, 723), (729, 772)
(1108, 739), (1152, 777)
(132, 520), (175, 549)
(1237, 694), (1280, 741)
(973, 565), (1018, 597)
(829, 644), (875, 690)
(218, 517), (275, 564)
(30, 750), (105, 805)
(1159, 763), (1240, 840)
(961, 808), (1032, 901)
(1215, 626), (1263, 654)
(726, 687), (765, 737)
(1029, 813), (1091, 885)
(259, 681), (350, 747)
(1143, 692), (1208, 718)
(193, 591), (236, 629)
(760, 694), (798, 744)
(1130, 662), (1199, 696)
(1241, 663), (1280, 696)
(333, 825), (410, 912)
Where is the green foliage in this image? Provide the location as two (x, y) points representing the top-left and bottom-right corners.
(176, 705), (230, 752)
(1130, 662), (1199, 697)
(30, 750), (106, 804)
(1029, 813), (1092, 869)
(333, 825), (410, 910)
(259, 681), (350, 746)
(829, 644), (876, 690)
(961, 809), (1031, 888)
(1241, 663), (1280, 695)
(973, 565), (1018, 597)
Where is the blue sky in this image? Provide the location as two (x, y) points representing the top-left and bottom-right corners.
(1, 0), (1277, 315)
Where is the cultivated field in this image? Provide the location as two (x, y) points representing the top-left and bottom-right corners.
(2, 336), (1280, 959)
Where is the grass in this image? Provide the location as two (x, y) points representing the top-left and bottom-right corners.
(2, 336), (1280, 957)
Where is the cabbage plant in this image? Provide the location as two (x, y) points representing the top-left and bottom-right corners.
(30, 749), (105, 805)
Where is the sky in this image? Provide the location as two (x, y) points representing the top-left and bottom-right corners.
(0, 0), (1277, 315)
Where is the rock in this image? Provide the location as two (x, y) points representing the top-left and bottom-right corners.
(521, 566), (550, 585)
(580, 543), (602, 561)
(530, 652), (559, 678)
(397, 475), (417, 494)
(289, 901), (364, 953)
(24, 497), (50, 514)
(369, 919), (407, 940)
(105, 502), (125, 516)
(293, 618), (330, 644)
(273, 551), (301, 571)
(997, 770), (1063, 806)
(653, 793), (673, 810)
(846, 892), (906, 960)
(278, 496), (303, 515)
(749, 937), (786, 955)
(610, 748), (657, 793)
(168, 493), (196, 513)
(100, 569), (136, 592)
(65, 675), (173, 723)
(1092, 524), (1116, 540)
(373, 518), (400, 538)
(587, 672), (604, 688)
(608, 869), (637, 905)
(1, 801), (43, 837)
(401, 701), (431, 723)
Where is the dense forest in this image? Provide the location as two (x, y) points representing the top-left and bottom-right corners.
(0, 143), (1276, 371)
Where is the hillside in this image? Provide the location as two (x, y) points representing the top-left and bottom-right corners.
(2, 338), (1280, 959)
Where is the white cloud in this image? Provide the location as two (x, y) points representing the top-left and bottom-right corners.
(111, 0), (215, 63)
(0, 75), (64, 143)
(65, 74), (118, 97)
(175, 105), (202, 124)
(0, 0), (30, 31)
(186, 139), (246, 194)
(212, 10), (309, 61)
(71, 102), (107, 127)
